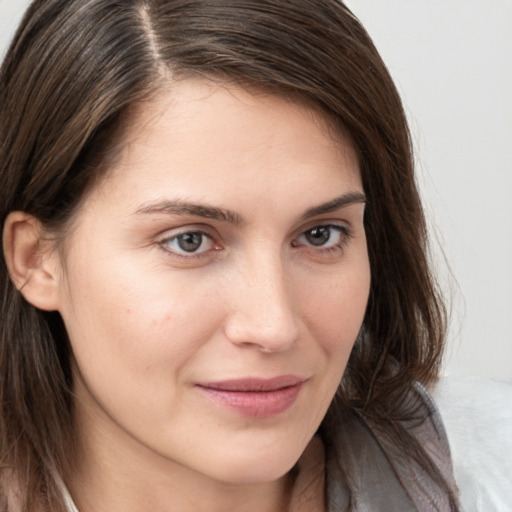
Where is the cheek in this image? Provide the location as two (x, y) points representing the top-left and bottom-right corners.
(60, 264), (230, 440)
(301, 262), (370, 357)
(59, 256), (225, 385)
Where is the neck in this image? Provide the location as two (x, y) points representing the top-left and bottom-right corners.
(67, 470), (291, 512)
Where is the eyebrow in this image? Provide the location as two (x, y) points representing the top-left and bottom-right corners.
(301, 191), (366, 219)
(135, 191), (366, 225)
(135, 200), (244, 225)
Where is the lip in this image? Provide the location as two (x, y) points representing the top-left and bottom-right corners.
(196, 375), (306, 418)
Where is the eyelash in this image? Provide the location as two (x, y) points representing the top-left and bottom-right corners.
(157, 223), (352, 259)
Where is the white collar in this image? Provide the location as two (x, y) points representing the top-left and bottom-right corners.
(55, 477), (79, 512)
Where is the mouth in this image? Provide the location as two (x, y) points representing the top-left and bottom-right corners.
(196, 375), (306, 418)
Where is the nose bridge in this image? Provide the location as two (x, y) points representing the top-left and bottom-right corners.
(224, 246), (299, 351)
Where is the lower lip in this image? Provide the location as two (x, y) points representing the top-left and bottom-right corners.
(197, 383), (304, 418)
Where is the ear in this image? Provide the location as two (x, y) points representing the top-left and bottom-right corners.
(2, 211), (62, 311)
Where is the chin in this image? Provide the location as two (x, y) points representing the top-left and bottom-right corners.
(203, 439), (305, 486)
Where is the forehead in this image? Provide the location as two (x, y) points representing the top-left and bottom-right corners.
(78, 78), (361, 221)
(117, 78), (355, 166)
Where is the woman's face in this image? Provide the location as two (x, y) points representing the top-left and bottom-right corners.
(54, 79), (370, 485)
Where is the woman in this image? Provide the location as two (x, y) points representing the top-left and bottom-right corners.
(0, 0), (459, 510)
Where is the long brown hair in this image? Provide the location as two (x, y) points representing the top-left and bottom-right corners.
(1, 0), (451, 509)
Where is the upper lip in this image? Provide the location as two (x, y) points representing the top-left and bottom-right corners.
(197, 375), (306, 392)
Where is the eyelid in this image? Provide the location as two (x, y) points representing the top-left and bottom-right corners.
(155, 222), (221, 243)
(293, 218), (351, 239)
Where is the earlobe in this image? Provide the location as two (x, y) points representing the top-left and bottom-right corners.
(2, 211), (62, 311)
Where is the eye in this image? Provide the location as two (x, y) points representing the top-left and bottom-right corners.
(293, 224), (349, 250)
(160, 231), (217, 256)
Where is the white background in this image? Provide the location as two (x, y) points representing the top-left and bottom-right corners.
(2, 0), (511, 382)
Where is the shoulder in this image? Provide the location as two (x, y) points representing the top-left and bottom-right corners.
(378, 381), (459, 510)
(324, 382), (459, 511)
(372, 381), (459, 510)
(409, 381), (457, 481)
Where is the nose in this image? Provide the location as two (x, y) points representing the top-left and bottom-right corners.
(223, 255), (300, 353)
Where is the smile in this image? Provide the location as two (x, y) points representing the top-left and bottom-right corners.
(196, 376), (306, 418)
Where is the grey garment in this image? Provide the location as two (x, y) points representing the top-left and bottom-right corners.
(325, 383), (458, 512)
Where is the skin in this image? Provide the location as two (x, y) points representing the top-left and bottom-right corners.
(40, 80), (370, 511)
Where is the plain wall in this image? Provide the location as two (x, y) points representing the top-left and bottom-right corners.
(1, 0), (511, 381)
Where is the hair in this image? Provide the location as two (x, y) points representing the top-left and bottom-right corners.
(0, 0), (454, 509)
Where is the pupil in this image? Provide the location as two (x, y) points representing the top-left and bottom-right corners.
(306, 227), (330, 246)
(177, 233), (202, 252)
